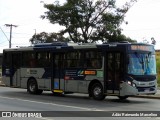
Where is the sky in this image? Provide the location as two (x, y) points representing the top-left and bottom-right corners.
(0, 0), (160, 53)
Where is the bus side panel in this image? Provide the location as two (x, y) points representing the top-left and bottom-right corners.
(60, 79), (65, 91)
(2, 66), (11, 86)
(2, 76), (10, 86)
(20, 68), (29, 88)
(65, 80), (88, 93)
(44, 78), (51, 90)
(78, 80), (88, 93)
(3, 68), (21, 87)
(53, 78), (60, 89)
(21, 78), (28, 89)
(37, 78), (51, 90)
(64, 69), (104, 93)
(36, 78), (45, 89)
(12, 69), (21, 87)
(65, 80), (78, 92)
(20, 68), (46, 89)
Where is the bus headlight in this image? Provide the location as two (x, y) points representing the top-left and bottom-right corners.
(132, 83), (136, 87)
(127, 81), (136, 87)
(127, 81), (132, 85)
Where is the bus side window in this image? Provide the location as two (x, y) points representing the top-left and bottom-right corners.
(29, 55), (36, 67)
(91, 59), (97, 68)
(91, 59), (101, 68)
(84, 59), (91, 68)
(84, 51), (102, 69)
(36, 52), (51, 67)
(22, 52), (36, 68)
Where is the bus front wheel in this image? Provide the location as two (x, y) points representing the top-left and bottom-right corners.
(27, 79), (43, 94)
(91, 83), (106, 100)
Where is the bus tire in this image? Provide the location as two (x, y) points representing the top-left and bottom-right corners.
(118, 96), (128, 100)
(91, 83), (105, 100)
(27, 79), (42, 94)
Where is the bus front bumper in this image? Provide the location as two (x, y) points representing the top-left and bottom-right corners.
(119, 82), (157, 96)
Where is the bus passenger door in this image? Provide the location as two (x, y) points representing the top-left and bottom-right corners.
(52, 53), (64, 93)
(106, 52), (123, 94)
(11, 53), (21, 87)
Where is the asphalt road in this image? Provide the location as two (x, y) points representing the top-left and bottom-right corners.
(0, 87), (160, 120)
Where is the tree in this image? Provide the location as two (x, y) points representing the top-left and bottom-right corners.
(29, 32), (69, 44)
(151, 37), (156, 45)
(39, 0), (137, 43)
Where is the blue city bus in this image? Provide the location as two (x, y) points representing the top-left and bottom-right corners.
(2, 42), (157, 100)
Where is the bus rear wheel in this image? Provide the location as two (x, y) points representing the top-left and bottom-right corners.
(27, 79), (43, 94)
(91, 83), (105, 100)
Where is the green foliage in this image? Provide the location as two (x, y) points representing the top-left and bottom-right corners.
(156, 51), (160, 86)
(30, 32), (69, 44)
(37, 0), (137, 43)
(108, 34), (137, 43)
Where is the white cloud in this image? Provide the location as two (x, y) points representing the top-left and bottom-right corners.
(121, 0), (160, 49)
(0, 0), (62, 52)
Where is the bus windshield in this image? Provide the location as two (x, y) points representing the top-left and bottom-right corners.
(128, 53), (156, 75)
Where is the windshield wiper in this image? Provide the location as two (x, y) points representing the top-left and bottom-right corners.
(134, 52), (146, 75)
(144, 52), (152, 74)
(146, 52), (151, 63)
(134, 52), (144, 66)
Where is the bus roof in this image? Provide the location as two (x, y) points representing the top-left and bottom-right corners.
(3, 42), (154, 52)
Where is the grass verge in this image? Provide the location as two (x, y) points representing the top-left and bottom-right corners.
(156, 51), (160, 86)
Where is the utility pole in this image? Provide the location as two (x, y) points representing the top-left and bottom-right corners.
(5, 24), (18, 48)
(34, 29), (36, 39)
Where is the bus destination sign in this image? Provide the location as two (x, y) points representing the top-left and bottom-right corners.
(130, 45), (153, 51)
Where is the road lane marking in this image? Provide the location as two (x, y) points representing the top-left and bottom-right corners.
(0, 95), (103, 119)
(0, 96), (102, 111)
(40, 117), (54, 120)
